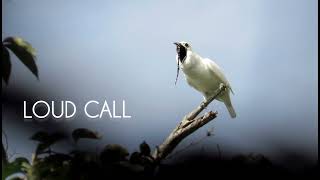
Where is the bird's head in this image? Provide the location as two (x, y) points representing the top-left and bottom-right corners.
(173, 41), (192, 63)
(173, 41), (192, 85)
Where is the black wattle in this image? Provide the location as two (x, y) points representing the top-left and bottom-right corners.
(178, 46), (186, 63)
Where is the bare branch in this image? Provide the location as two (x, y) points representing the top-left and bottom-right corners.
(152, 84), (226, 163)
(187, 84), (226, 120)
(166, 127), (214, 160)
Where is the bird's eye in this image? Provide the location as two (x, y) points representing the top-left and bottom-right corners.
(185, 43), (189, 47)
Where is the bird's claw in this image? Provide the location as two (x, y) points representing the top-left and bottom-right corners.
(201, 101), (206, 108)
(219, 83), (226, 90)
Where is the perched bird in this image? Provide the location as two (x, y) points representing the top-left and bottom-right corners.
(174, 41), (236, 118)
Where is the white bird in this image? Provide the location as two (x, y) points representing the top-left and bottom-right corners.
(174, 41), (236, 118)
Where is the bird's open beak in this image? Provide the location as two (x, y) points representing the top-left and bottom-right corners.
(173, 42), (180, 46)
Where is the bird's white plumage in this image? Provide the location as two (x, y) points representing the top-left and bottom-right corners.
(175, 41), (236, 118)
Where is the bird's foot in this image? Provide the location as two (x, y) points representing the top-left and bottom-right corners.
(219, 83), (226, 91)
(200, 101), (206, 108)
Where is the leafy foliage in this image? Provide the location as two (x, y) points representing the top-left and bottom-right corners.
(25, 154), (72, 180)
(2, 45), (11, 84)
(139, 141), (151, 156)
(2, 157), (30, 180)
(3, 128), (316, 179)
(72, 128), (101, 143)
(100, 144), (129, 163)
(2, 129), (157, 179)
(2, 37), (38, 84)
(30, 131), (67, 155)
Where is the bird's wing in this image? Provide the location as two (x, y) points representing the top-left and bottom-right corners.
(204, 58), (234, 94)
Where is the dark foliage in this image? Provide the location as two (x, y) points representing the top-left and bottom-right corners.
(2, 37), (38, 84)
(72, 128), (101, 143)
(3, 129), (317, 180)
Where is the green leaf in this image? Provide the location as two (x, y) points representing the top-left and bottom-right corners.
(72, 128), (101, 143)
(139, 141), (151, 156)
(3, 37), (38, 79)
(28, 153), (72, 180)
(12, 157), (30, 166)
(2, 157), (29, 180)
(2, 45), (11, 85)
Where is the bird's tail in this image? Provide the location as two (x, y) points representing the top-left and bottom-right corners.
(223, 96), (236, 118)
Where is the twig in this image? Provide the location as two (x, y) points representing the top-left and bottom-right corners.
(152, 84), (226, 163)
(186, 84), (226, 120)
(166, 128), (214, 159)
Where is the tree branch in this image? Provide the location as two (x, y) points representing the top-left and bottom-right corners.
(152, 84), (226, 163)
(165, 127), (214, 160)
(2, 130), (9, 167)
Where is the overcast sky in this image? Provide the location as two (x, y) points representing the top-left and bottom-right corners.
(2, 0), (318, 165)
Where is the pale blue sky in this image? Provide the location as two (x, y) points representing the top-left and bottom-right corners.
(2, 0), (318, 165)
